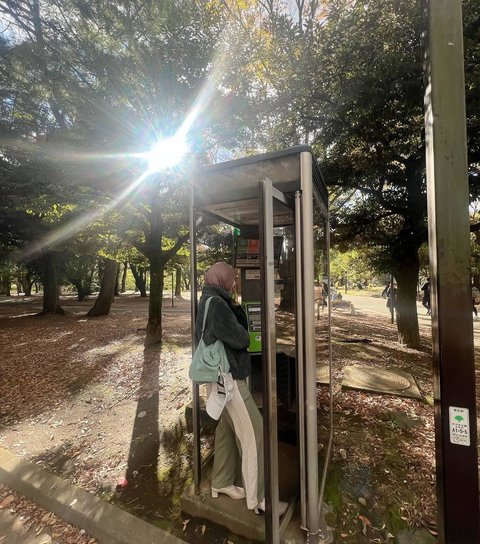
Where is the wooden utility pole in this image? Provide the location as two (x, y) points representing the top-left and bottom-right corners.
(424, 1), (480, 542)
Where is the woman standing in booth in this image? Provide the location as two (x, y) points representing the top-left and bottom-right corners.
(194, 262), (286, 515)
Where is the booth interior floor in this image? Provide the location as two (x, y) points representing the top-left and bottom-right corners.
(182, 443), (306, 542)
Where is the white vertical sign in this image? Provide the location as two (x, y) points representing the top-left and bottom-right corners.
(449, 406), (470, 446)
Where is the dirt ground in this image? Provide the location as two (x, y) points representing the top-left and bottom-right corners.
(0, 293), (478, 543)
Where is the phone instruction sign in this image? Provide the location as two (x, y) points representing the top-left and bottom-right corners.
(449, 406), (470, 446)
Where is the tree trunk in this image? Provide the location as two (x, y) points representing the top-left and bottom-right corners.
(175, 265), (182, 297)
(77, 283), (87, 302)
(393, 244), (421, 349)
(114, 264), (121, 296)
(278, 240), (295, 312)
(24, 270), (34, 297)
(87, 259), (118, 316)
(86, 266), (95, 296)
(24, 281), (33, 297)
(69, 278), (86, 302)
(121, 261), (128, 293)
(278, 280), (295, 312)
(130, 264), (147, 297)
(0, 273), (11, 296)
(31, 0), (66, 130)
(40, 252), (65, 315)
(145, 254), (165, 346)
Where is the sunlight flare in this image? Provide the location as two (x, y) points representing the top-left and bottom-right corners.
(21, 171), (150, 260)
(142, 133), (189, 174)
(20, 23), (236, 261)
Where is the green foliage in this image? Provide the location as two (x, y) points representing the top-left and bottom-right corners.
(309, 0), (427, 264)
(330, 249), (375, 286)
(0, 0), (232, 308)
(197, 224), (235, 271)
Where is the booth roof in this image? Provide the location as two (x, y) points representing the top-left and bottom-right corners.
(193, 146), (327, 227)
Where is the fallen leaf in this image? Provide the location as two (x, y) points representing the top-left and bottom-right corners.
(0, 495), (15, 509)
(358, 514), (371, 536)
(201, 524), (206, 535)
(41, 512), (52, 523)
(182, 519), (190, 532)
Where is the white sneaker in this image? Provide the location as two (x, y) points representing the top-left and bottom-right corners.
(211, 485), (246, 500)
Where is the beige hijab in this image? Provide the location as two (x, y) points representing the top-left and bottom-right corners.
(204, 262), (236, 293)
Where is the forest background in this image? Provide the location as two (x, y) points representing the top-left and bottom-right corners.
(0, 0), (479, 348)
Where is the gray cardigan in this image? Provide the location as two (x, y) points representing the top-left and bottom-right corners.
(195, 285), (251, 380)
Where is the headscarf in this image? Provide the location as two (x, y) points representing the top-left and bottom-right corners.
(204, 262), (236, 293)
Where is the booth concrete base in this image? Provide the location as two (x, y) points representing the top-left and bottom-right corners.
(181, 443), (331, 543)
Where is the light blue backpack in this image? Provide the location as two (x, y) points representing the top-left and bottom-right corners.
(189, 297), (230, 383)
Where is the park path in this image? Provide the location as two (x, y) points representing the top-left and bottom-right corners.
(344, 293), (480, 338)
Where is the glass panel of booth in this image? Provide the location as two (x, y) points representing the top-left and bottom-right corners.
(313, 198), (330, 368)
(191, 215), (297, 456)
(312, 193), (334, 540)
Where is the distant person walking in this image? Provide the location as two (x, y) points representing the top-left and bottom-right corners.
(421, 278), (431, 315)
(381, 282), (390, 298)
(385, 283), (397, 310)
(472, 285), (479, 319)
(321, 281), (328, 308)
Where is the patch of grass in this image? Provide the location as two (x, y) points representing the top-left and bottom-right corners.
(385, 502), (409, 535)
(324, 462), (344, 524)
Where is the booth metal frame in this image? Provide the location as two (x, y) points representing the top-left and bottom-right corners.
(189, 146), (333, 544)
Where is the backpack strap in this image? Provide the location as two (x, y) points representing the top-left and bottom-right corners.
(200, 297), (213, 339)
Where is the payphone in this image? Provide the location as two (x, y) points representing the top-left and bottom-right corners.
(243, 301), (262, 352)
(235, 235), (284, 353)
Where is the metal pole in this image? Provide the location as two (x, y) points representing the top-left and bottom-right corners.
(294, 191), (307, 529)
(317, 207), (333, 544)
(300, 152), (320, 543)
(259, 179), (279, 543)
(424, 1), (480, 542)
(171, 271), (174, 308)
(189, 190), (201, 491)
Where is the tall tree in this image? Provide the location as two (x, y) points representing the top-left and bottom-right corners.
(0, 0), (231, 342)
(87, 258), (118, 317)
(218, 0), (480, 348)
(309, 0), (428, 347)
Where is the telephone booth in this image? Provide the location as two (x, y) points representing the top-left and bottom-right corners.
(183, 146), (333, 544)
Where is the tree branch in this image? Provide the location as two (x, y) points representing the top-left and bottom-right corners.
(163, 232), (189, 262)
